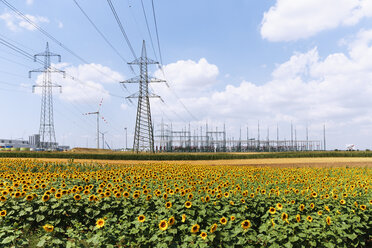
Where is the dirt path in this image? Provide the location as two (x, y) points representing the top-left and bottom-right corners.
(4, 157), (372, 167)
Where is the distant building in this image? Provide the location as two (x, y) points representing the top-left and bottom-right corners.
(0, 139), (32, 148)
(29, 134), (40, 148)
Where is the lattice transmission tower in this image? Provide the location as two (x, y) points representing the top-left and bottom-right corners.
(29, 42), (65, 150)
(121, 40), (165, 152)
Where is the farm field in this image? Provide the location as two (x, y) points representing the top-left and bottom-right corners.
(6, 156), (372, 168)
(0, 158), (370, 247)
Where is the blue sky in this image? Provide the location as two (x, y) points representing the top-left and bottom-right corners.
(1, 0), (372, 149)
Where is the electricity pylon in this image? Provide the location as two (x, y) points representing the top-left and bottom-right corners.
(29, 42), (65, 150)
(121, 40), (165, 153)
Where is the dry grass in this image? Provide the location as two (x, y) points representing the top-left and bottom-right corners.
(6, 157), (372, 167)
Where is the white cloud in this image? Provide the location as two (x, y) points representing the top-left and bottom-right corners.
(153, 58), (219, 97)
(261, 0), (372, 42)
(0, 11), (49, 32)
(33, 63), (124, 103)
(152, 29), (372, 148)
(26, 0), (34, 5)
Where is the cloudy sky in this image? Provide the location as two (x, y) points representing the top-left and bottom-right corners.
(1, 0), (372, 150)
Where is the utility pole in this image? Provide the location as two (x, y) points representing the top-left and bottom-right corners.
(29, 42), (65, 150)
(100, 131), (107, 149)
(121, 40), (165, 153)
(323, 124), (326, 151)
(124, 127), (127, 150)
(276, 123), (279, 152)
(291, 121), (293, 151)
(306, 124), (309, 151)
(257, 120), (260, 151)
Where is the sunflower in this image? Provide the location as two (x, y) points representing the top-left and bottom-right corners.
(123, 191), (129, 198)
(168, 216), (175, 226)
(138, 215), (145, 223)
(182, 214), (186, 223)
(241, 220), (251, 229)
(317, 211), (323, 216)
(326, 216), (331, 225)
(55, 192), (62, 199)
(223, 192), (229, 198)
(311, 192), (317, 198)
(360, 205), (366, 211)
(310, 203), (315, 209)
(340, 199), (346, 205)
(269, 207), (276, 214)
(165, 202), (172, 208)
(0, 196), (6, 202)
(133, 193), (139, 199)
(96, 218), (105, 229)
(205, 195), (211, 202)
(191, 224), (200, 233)
(25, 194), (33, 201)
(200, 232), (207, 240)
(89, 195), (95, 201)
(241, 198), (245, 203)
(42, 194), (50, 202)
(296, 214), (301, 223)
(306, 216), (313, 222)
(220, 217), (227, 225)
(210, 223), (217, 233)
(146, 195), (152, 201)
(185, 201), (192, 208)
(159, 220), (168, 231)
(14, 191), (21, 198)
(276, 203), (283, 210)
(188, 193), (193, 200)
(324, 205), (330, 212)
(74, 194), (81, 201)
(230, 216), (236, 221)
(43, 224), (54, 232)
(299, 203), (305, 212)
(281, 212), (288, 222)
(0, 210), (6, 217)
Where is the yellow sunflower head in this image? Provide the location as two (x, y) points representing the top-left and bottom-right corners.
(138, 215), (145, 223)
(241, 220), (251, 229)
(43, 224), (54, 232)
(96, 218), (105, 229)
(159, 220), (168, 231)
(210, 223), (217, 233)
(191, 224), (200, 233)
(200, 232), (207, 240)
(168, 216), (175, 226)
(220, 217), (227, 225)
(185, 201), (192, 208)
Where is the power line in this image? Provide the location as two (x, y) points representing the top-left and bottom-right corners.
(106, 0), (137, 60)
(73, 0), (136, 75)
(140, 0), (158, 61)
(0, 0), (127, 87)
(151, 0), (163, 65)
(0, 36), (125, 100)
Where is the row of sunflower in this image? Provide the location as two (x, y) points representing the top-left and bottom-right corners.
(0, 158), (371, 247)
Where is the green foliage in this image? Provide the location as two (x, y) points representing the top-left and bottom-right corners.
(2, 150), (372, 161)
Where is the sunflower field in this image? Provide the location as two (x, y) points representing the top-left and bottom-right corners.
(0, 158), (371, 248)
